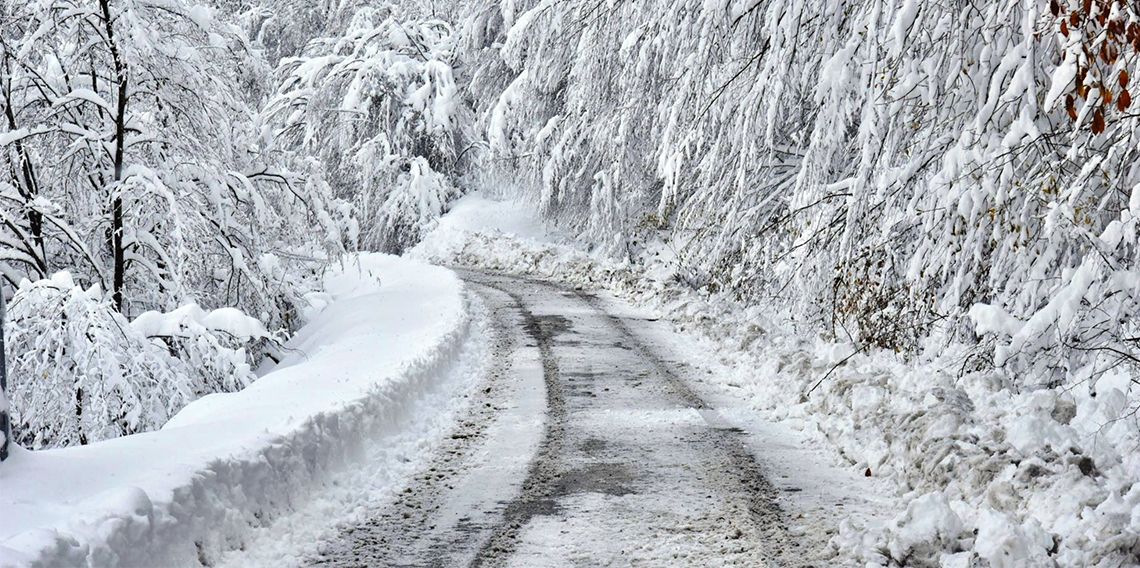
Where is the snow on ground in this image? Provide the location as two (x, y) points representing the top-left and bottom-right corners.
(414, 191), (565, 258)
(0, 254), (483, 568)
(214, 297), (487, 567)
(413, 192), (1140, 567)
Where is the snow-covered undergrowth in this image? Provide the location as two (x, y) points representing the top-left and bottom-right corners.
(7, 273), (275, 450)
(414, 193), (1140, 567)
(0, 254), (481, 568)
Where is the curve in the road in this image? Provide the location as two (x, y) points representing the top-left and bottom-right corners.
(309, 271), (819, 567)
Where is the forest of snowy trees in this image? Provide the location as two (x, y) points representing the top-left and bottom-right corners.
(462, 0), (1140, 396)
(3, 0), (1140, 473)
(0, 0), (464, 447)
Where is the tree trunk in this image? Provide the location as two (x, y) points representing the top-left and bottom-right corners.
(99, 0), (129, 312)
(0, 283), (9, 461)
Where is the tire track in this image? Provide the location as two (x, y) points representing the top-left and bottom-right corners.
(465, 280), (568, 567)
(464, 274), (811, 567)
(309, 271), (818, 567)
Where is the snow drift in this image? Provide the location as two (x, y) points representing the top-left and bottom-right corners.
(0, 254), (479, 568)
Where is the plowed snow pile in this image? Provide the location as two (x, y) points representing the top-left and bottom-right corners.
(0, 254), (479, 568)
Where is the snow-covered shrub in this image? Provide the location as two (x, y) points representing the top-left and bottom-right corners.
(264, 3), (471, 253)
(131, 304), (277, 397)
(5, 273), (278, 449)
(5, 274), (194, 449)
(370, 157), (461, 253)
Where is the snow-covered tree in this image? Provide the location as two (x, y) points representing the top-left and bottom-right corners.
(263, 3), (470, 253)
(457, 0), (1140, 392)
(0, 0), (342, 330)
(0, 0), (347, 449)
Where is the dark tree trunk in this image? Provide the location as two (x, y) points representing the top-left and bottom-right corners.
(0, 285), (8, 461)
(99, 0), (129, 312)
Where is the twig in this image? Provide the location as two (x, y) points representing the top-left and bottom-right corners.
(803, 343), (869, 399)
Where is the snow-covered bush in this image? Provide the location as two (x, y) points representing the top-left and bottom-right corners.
(131, 304), (277, 397)
(5, 273), (278, 449)
(371, 157), (461, 253)
(263, 3), (471, 253)
(5, 274), (194, 449)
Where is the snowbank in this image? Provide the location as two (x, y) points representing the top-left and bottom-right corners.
(0, 254), (477, 567)
(411, 191), (563, 258)
(414, 193), (1140, 567)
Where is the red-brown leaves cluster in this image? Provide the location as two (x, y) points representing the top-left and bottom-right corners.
(1052, 0), (1137, 134)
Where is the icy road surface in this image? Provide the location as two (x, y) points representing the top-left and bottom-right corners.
(300, 270), (823, 567)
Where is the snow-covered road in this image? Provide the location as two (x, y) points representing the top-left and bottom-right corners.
(306, 270), (820, 567)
